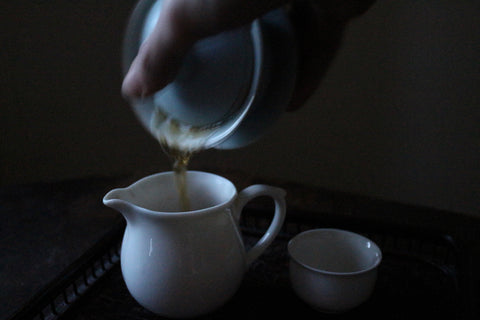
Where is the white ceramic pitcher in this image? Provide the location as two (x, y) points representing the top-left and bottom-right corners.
(103, 171), (286, 318)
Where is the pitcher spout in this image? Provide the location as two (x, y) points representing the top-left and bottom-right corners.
(103, 188), (136, 223)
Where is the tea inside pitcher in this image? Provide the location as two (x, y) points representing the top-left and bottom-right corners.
(150, 107), (218, 211)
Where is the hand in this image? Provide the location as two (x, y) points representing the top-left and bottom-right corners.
(122, 0), (287, 98)
(121, 0), (375, 110)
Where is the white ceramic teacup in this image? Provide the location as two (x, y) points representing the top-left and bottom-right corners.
(288, 229), (382, 313)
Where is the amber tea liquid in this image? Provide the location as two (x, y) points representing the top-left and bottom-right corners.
(151, 108), (216, 212)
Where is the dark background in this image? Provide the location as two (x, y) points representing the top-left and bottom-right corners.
(1, 0), (479, 217)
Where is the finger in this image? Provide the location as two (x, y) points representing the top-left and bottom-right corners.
(122, 0), (288, 98)
(122, 3), (194, 98)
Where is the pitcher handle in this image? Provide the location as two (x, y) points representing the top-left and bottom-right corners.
(235, 185), (286, 266)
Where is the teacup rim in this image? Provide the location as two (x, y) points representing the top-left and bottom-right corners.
(288, 228), (382, 276)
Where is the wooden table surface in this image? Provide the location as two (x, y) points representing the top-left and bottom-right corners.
(2, 171), (479, 319)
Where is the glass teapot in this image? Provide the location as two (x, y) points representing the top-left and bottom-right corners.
(122, 0), (297, 150)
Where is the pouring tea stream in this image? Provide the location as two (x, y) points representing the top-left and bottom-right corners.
(102, 0), (297, 316)
(121, 0), (297, 212)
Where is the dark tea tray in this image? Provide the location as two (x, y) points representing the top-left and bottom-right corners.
(8, 205), (479, 320)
